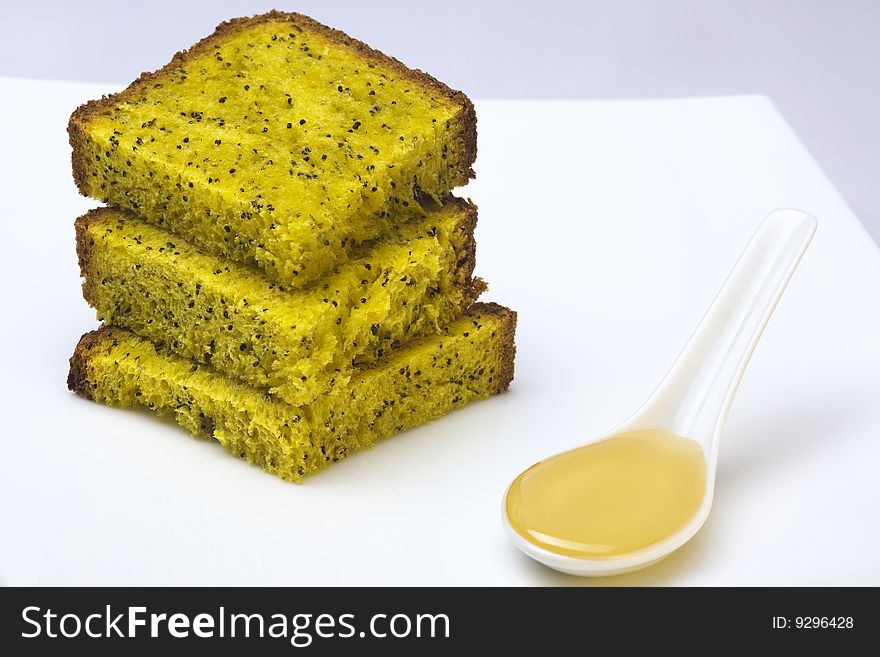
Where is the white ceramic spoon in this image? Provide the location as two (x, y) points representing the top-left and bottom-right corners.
(503, 208), (818, 577)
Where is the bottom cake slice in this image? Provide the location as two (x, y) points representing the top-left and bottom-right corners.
(68, 303), (516, 482)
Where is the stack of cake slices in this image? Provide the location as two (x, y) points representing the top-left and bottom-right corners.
(66, 11), (516, 482)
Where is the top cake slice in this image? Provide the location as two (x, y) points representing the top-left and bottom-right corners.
(68, 10), (476, 286)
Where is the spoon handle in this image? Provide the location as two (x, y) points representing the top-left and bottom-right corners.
(624, 209), (817, 462)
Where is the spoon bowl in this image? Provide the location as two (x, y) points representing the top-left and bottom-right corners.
(503, 209), (818, 577)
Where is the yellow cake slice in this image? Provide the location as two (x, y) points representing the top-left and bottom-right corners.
(68, 11), (477, 286)
(68, 304), (516, 482)
(75, 198), (483, 405)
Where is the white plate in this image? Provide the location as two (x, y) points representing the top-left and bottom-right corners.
(1, 78), (878, 585)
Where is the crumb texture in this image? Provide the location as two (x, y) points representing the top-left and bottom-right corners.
(69, 304), (515, 482)
(76, 200), (482, 405)
(69, 12), (476, 285)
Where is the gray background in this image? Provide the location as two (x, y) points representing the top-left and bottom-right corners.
(3, 0), (877, 242)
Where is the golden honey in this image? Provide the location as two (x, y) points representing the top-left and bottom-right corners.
(506, 429), (706, 559)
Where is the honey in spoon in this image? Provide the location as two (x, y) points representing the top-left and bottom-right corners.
(505, 429), (706, 559)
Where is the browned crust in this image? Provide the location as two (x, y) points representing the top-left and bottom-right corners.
(68, 10), (476, 195)
(467, 302), (517, 393)
(443, 196), (486, 308)
(67, 326), (117, 399)
(74, 207), (120, 308)
(68, 119), (91, 197)
(447, 98), (477, 183)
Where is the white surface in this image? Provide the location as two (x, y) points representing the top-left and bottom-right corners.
(0, 78), (878, 586)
